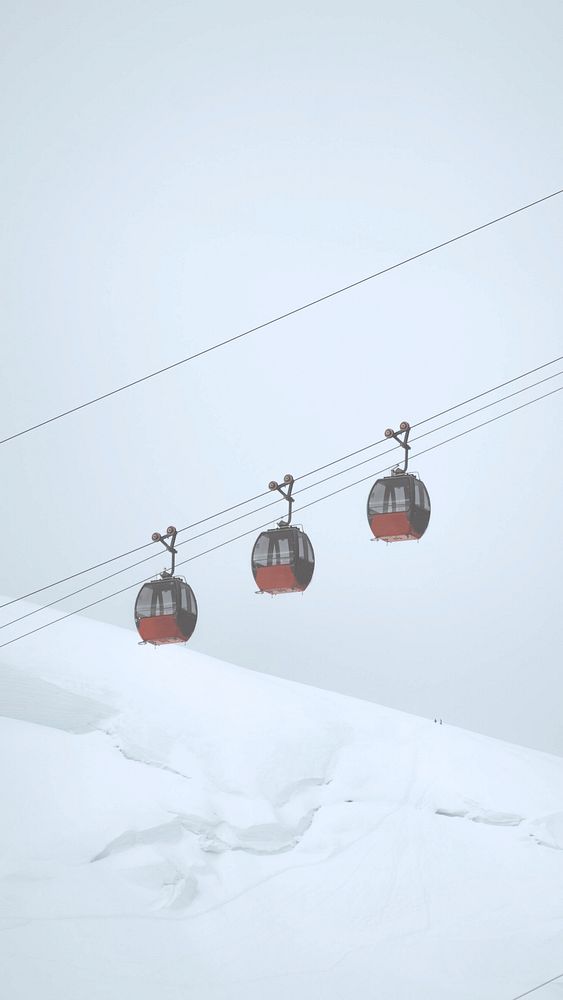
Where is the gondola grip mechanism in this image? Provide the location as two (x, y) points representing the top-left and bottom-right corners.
(152, 525), (178, 576)
(269, 474), (295, 527)
(385, 422), (411, 474)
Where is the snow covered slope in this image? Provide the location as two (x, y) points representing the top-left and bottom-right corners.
(1, 605), (562, 999)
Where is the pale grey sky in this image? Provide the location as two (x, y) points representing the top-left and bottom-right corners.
(1, 1), (562, 753)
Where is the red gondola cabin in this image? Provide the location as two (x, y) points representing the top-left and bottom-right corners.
(135, 577), (198, 645)
(367, 473), (430, 542)
(251, 526), (315, 595)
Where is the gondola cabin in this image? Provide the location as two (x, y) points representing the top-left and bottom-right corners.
(134, 577), (198, 645)
(251, 526), (315, 595)
(367, 473), (430, 542)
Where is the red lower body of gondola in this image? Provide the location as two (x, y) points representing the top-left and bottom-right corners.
(254, 565), (307, 594)
(369, 512), (423, 542)
(136, 615), (190, 645)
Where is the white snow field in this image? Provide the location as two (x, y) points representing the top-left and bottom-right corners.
(1, 605), (562, 1000)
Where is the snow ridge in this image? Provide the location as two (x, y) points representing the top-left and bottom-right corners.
(1, 604), (563, 999)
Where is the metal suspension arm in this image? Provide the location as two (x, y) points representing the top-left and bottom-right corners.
(384, 421), (411, 473)
(268, 474), (295, 527)
(152, 526), (178, 577)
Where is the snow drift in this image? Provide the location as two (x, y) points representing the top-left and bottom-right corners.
(1, 604), (562, 999)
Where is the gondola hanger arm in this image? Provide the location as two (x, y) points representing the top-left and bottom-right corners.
(384, 422), (411, 473)
(151, 526), (178, 576)
(268, 474), (295, 527)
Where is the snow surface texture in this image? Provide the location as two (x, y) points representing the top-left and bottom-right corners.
(1, 602), (563, 999)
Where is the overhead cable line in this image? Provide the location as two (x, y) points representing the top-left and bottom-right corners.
(510, 970), (563, 999)
(2, 353), (561, 612)
(1, 188), (562, 450)
(285, 385), (563, 517)
(297, 353), (563, 482)
(292, 368), (563, 492)
(3, 367), (562, 632)
(0, 485), (272, 609)
(1, 383), (560, 650)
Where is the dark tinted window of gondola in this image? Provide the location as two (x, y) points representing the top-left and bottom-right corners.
(157, 584), (175, 615)
(271, 536), (291, 565)
(179, 584), (189, 612)
(253, 532), (292, 567)
(135, 585), (153, 618)
(369, 479), (410, 514)
(413, 479), (430, 510)
(178, 584), (196, 615)
(252, 534), (270, 566)
(392, 482), (407, 511)
(136, 582), (175, 618)
(368, 481), (386, 513)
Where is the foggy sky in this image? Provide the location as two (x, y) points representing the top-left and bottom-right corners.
(1, 0), (562, 754)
